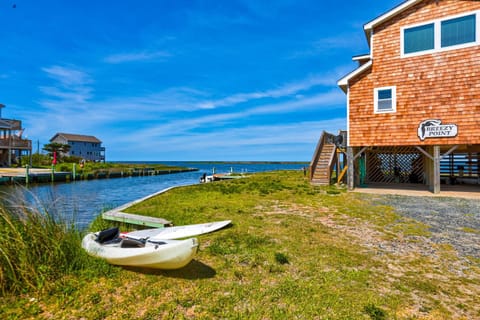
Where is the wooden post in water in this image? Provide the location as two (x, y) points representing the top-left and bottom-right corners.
(25, 165), (29, 185)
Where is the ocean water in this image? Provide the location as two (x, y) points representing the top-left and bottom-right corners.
(0, 162), (305, 229)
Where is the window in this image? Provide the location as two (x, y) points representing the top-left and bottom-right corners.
(441, 14), (476, 47)
(402, 11), (478, 56)
(404, 23), (434, 54)
(374, 87), (396, 113)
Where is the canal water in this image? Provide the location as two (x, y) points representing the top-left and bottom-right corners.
(0, 162), (305, 229)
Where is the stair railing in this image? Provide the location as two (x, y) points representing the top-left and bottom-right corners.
(309, 131), (326, 181)
(309, 131), (338, 181)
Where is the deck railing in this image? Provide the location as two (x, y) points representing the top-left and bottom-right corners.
(0, 137), (32, 149)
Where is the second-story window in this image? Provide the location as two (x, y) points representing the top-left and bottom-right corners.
(441, 14), (476, 47)
(404, 23), (434, 54)
(402, 11), (478, 57)
(374, 86), (396, 114)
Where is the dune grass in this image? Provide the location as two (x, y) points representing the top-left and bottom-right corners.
(1, 171), (479, 319)
(0, 189), (116, 297)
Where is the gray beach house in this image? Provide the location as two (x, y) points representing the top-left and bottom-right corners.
(50, 133), (105, 162)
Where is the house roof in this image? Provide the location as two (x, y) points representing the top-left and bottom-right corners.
(337, 61), (372, 93)
(364, 0), (422, 44)
(0, 119), (14, 129)
(50, 132), (102, 143)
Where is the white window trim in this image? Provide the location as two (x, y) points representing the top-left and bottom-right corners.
(374, 86), (396, 114)
(401, 10), (480, 58)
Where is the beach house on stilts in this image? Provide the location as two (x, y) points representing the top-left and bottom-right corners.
(311, 0), (480, 194)
(0, 104), (32, 167)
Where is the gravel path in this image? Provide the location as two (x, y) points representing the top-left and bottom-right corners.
(375, 195), (480, 259)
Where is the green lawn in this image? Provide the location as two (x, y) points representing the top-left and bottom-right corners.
(1, 170), (479, 319)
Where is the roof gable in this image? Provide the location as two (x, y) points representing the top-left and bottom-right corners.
(338, 0), (432, 91)
(364, 0), (422, 44)
(337, 61), (372, 93)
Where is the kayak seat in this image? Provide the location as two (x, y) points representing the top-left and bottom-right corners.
(96, 227), (120, 244)
(121, 238), (146, 248)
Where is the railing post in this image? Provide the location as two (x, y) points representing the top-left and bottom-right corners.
(347, 147), (354, 190)
(433, 145), (441, 194)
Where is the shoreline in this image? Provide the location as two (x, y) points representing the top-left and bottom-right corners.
(0, 167), (198, 186)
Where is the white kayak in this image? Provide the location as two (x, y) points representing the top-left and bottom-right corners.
(124, 220), (231, 241)
(82, 227), (198, 270)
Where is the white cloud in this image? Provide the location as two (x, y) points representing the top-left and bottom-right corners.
(39, 65), (94, 111)
(42, 65), (92, 87)
(38, 86), (93, 104)
(104, 50), (171, 64)
(117, 89), (344, 145)
(105, 118), (346, 161)
(195, 73), (338, 110)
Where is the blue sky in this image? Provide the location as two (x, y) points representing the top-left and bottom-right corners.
(1, 0), (401, 161)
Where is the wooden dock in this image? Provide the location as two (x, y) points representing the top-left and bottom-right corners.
(0, 167), (72, 184)
(102, 185), (190, 227)
(102, 211), (171, 228)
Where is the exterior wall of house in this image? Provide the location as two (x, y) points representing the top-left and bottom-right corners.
(68, 141), (103, 161)
(52, 136), (68, 145)
(348, 0), (480, 147)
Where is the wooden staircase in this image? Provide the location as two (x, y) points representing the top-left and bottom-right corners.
(309, 131), (339, 185)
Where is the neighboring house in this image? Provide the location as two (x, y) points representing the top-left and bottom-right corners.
(0, 104), (32, 166)
(50, 133), (105, 162)
(311, 0), (480, 193)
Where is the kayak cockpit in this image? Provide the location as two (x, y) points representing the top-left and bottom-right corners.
(96, 227), (120, 243)
(95, 227), (168, 248)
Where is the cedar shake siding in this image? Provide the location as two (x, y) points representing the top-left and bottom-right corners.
(334, 0), (480, 193)
(348, 0), (480, 147)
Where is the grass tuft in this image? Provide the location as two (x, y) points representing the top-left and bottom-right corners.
(364, 303), (387, 320)
(274, 252), (289, 265)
